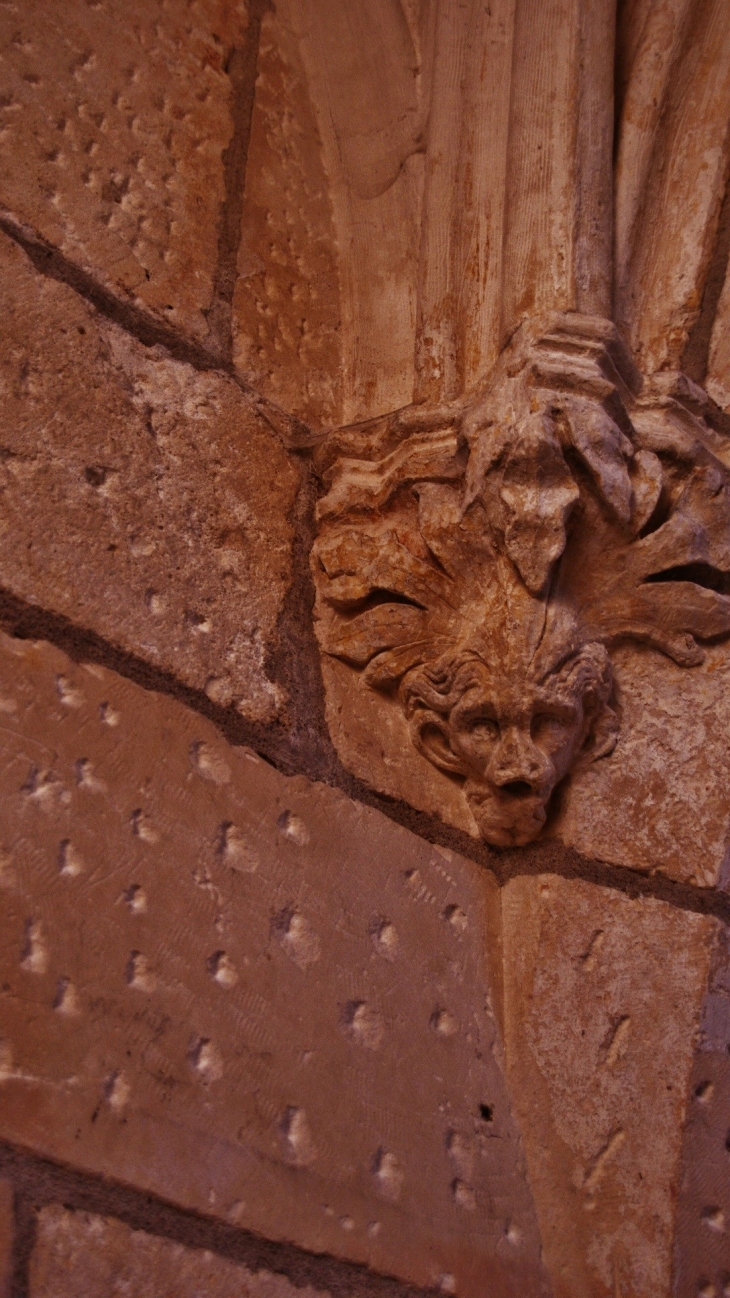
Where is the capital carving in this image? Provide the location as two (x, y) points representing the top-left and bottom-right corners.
(311, 314), (730, 846)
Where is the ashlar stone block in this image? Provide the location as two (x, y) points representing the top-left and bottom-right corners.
(0, 630), (548, 1298)
(555, 643), (730, 887)
(0, 0), (248, 343)
(673, 923), (730, 1298)
(30, 1206), (330, 1298)
(502, 872), (717, 1298)
(0, 231), (300, 723)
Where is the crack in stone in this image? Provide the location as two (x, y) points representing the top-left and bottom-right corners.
(204, 0), (270, 364)
(0, 1142), (434, 1298)
(0, 208), (309, 452)
(8, 1184), (34, 1298)
(1, 585), (728, 925)
(0, 207), (221, 371)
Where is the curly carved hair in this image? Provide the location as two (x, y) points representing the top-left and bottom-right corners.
(400, 640), (618, 762)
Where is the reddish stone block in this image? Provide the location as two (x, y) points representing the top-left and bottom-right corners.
(0, 631), (547, 1298)
(30, 1206), (330, 1298)
(0, 233), (301, 723)
(0, 0), (248, 343)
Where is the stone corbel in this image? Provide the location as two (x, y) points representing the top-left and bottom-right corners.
(311, 314), (730, 846)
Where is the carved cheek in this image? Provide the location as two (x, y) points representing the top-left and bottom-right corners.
(448, 719), (500, 774)
(530, 712), (583, 773)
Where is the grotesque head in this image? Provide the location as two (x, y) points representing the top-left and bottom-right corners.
(401, 642), (617, 847)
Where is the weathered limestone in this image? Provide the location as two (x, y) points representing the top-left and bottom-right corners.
(673, 924), (730, 1297)
(0, 0), (248, 345)
(614, 0), (730, 375)
(279, 0), (424, 423)
(555, 642), (730, 886)
(2, 3), (730, 1294)
(502, 874), (717, 1298)
(311, 315), (730, 877)
(296, 2), (730, 877)
(708, 257), (730, 414)
(0, 231), (300, 723)
(30, 1207), (330, 1298)
(0, 631), (548, 1297)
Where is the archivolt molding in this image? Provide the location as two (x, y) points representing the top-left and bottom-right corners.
(311, 317), (730, 846)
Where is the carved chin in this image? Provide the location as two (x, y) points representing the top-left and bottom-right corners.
(464, 781), (550, 847)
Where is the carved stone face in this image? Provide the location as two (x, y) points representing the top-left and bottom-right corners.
(404, 649), (615, 847)
(311, 317), (730, 847)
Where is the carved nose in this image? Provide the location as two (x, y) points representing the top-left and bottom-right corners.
(490, 731), (543, 792)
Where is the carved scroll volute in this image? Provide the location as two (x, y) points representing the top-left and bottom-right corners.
(311, 315), (730, 847)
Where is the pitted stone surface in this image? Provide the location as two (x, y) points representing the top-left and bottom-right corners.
(673, 925), (730, 1298)
(0, 231), (300, 723)
(502, 873), (716, 1298)
(0, 0), (248, 343)
(232, 7), (342, 428)
(30, 1206), (330, 1298)
(0, 631), (548, 1298)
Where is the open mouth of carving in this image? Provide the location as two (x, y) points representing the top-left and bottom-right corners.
(643, 563), (730, 595)
(499, 780), (534, 798)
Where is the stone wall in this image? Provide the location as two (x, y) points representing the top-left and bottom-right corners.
(1, 4), (730, 1297)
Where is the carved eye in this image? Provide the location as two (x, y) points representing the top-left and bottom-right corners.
(531, 712), (568, 740)
(468, 717), (499, 741)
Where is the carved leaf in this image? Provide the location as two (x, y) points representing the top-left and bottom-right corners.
(635, 467), (730, 576)
(563, 396), (633, 524)
(499, 414), (579, 594)
(598, 584), (730, 665)
(629, 449), (663, 533)
(566, 462), (730, 664)
(319, 604), (425, 667)
(362, 640), (442, 688)
(317, 431), (463, 520)
(315, 525), (453, 613)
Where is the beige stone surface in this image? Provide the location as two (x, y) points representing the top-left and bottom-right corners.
(502, 873), (716, 1298)
(281, 0), (423, 424)
(708, 260), (730, 413)
(320, 657), (477, 839)
(673, 923), (730, 1297)
(556, 642), (730, 887)
(0, 1180), (12, 1298)
(0, 630), (548, 1297)
(30, 1205), (329, 1298)
(499, 0), (615, 337)
(0, 230), (300, 723)
(0, 0), (248, 344)
(1, 6), (730, 1294)
(283, 0), (616, 420)
(614, 0), (730, 374)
